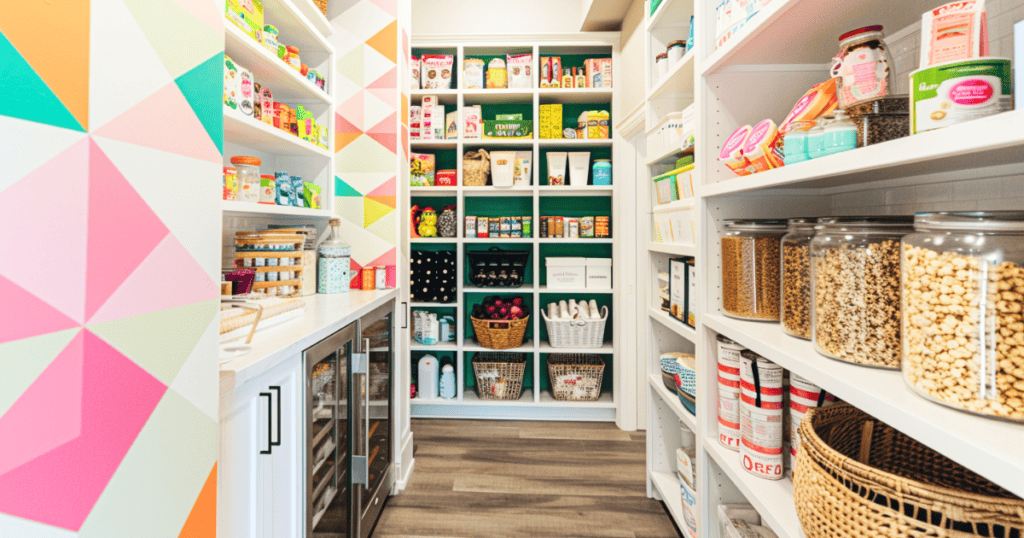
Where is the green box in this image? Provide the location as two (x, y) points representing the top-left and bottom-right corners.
(495, 113), (524, 121)
(483, 120), (533, 139)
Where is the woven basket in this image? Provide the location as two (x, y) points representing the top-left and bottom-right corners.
(463, 149), (490, 186)
(312, 0), (327, 14)
(548, 354), (604, 401)
(471, 315), (529, 350)
(794, 404), (1024, 538)
(541, 306), (608, 348)
(473, 352), (527, 400)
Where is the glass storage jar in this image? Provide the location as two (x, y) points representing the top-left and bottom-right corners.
(902, 212), (1024, 422)
(811, 216), (914, 368)
(781, 218), (817, 340)
(721, 219), (787, 321)
(230, 156), (261, 203)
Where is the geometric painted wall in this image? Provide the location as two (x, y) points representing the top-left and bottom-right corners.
(329, 0), (402, 283)
(0, 0), (222, 536)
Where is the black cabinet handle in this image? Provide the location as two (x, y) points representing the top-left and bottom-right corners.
(401, 302), (408, 329)
(269, 386), (281, 447)
(259, 392), (272, 455)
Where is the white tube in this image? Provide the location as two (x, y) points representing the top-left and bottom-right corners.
(578, 300), (591, 319)
(558, 300), (569, 319)
(589, 300), (600, 319)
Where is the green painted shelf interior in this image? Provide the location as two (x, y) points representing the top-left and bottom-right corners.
(539, 196), (611, 218)
(537, 145), (612, 186)
(540, 53), (612, 78)
(463, 243), (535, 286)
(464, 195), (532, 219)
(538, 352), (614, 393)
(412, 47), (459, 88)
(411, 350), (460, 388)
(409, 148), (457, 174)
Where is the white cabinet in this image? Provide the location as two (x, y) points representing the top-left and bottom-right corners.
(220, 358), (303, 538)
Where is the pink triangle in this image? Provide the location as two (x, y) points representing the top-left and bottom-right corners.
(368, 87), (396, 108)
(94, 82), (221, 163)
(0, 331), (166, 531)
(367, 132), (397, 153)
(0, 139), (88, 323)
(402, 30), (409, 61)
(86, 141), (169, 320)
(88, 234), (216, 325)
(0, 330), (84, 478)
(0, 276), (79, 344)
(368, 67), (396, 90)
(370, 0), (397, 17)
(366, 177), (396, 197)
(401, 124), (409, 158)
(335, 112), (362, 135)
(168, 0), (225, 34)
(368, 112), (397, 136)
(338, 91), (365, 132)
(366, 248), (397, 267)
(349, 260), (363, 289)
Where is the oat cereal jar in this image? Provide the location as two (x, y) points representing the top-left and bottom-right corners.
(721, 220), (787, 321)
(810, 216), (914, 368)
(781, 218), (818, 340)
(902, 212), (1024, 421)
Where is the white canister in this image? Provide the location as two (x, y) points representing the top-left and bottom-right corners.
(655, 53), (669, 83)
(417, 355), (439, 399)
(668, 40), (686, 65)
(568, 152), (591, 186)
(490, 151), (516, 187)
(547, 152), (568, 186)
(739, 350), (785, 480)
(717, 334), (745, 450)
(788, 374), (835, 472)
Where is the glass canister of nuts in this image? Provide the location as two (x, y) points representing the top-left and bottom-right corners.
(721, 219), (788, 321)
(902, 212), (1024, 421)
(810, 216), (914, 368)
(781, 218), (818, 340)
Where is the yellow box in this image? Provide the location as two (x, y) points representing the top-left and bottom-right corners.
(226, 0), (264, 42)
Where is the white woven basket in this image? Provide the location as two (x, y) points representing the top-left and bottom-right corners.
(541, 306), (609, 348)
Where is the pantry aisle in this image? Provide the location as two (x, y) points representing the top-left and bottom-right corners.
(373, 420), (682, 538)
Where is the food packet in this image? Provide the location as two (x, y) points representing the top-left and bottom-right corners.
(507, 53), (533, 88)
(486, 58), (507, 89)
(420, 54), (453, 89)
(464, 58), (484, 89)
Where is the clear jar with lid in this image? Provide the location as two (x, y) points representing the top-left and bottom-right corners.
(781, 218), (817, 339)
(902, 212), (1024, 421)
(721, 219), (787, 321)
(655, 53), (669, 82)
(830, 25), (894, 109)
(230, 156), (261, 203)
(811, 216), (914, 368)
(667, 40), (686, 64)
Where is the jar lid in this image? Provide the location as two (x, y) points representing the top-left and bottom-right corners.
(230, 156), (262, 166)
(260, 174), (274, 179)
(839, 25), (884, 42)
(724, 219), (788, 231)
(787, 217), (819, 229)
(656, 53), (668, 60)
(594, 159), (611, 162)
(817, 215), (914, 232)
(668, 40), (686, 48)
(914, 211), (1024, 233)
(739, 349), (768, 361)
(716, 334), (740, 345)
(286, 46), (300, 53)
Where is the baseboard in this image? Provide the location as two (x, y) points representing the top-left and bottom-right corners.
(394, 431), (415, 492)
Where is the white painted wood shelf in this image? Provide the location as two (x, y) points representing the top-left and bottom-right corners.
(649, 374), (697, 433)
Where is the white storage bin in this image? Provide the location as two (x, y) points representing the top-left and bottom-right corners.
(546, 257), (586, 288)
(490, 151), (516, 187)
(585, 258), (612, 289)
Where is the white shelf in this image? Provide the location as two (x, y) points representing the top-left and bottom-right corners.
(704, 438), (804, 538)
(409, 302), (457, 308)
(647, 243), (696, 257)
(287, 0), (333, 39)
(461, 89), (534, 104)
(409, 343), (459, 352)
(463, 286), (534, 293)
(262, 0), (333, 51)
(224, 23), (331, 107)
(646, 144), (693, 166)
(224, 107), (332, 158)
(537, 186), (614, 196)
(410, 237), (458, 243)
(538, 88), (613, 104)
(411, 89), (459, 105)
(650, 471), (687, 533)
(646, 48), (695, 102)
(537, 139), (614, 147)
(704, 110), (1024, 196)
(536, 238), (613, 244)
(409, 140), (458, 149)
(460, 389), (536, 406)
(646, 0), (695, 31)
(539, 286), (613, 294)
(649, 374), (697, 433)
(462, 186), (534, 196)
(462, 340), (534, 353)
(704, 313), (1024, 499)
(652, 198), (695, 213)
(648, 308), (697, 344)
(538, 342), (614, 354)
(221, 200), (332, 218)
(410, 187), (458, 196)
(463, 238), (534, 243)
(537, 391), (616, 408)
(465, 139), (535, 147)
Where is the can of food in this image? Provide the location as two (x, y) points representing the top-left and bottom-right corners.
(716, 334), (745, 451)
(788, 374), (835, 472)
(375, 265), (386, 289)
(739, 350), (785, 480)
(910, 58), (1012, 135)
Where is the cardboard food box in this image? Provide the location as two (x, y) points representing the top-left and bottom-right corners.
(483, 120), (532, 139)
(463, 105), (482, 139)
(226, 0), (264, 42)
(409, 106), (422, 140)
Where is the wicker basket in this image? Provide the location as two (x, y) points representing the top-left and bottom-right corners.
(463, 149), (490, 186)
(794, 403), (1024, 538)
(471, 315), (529, 350)
(472, 352), (527, 400)
(547, 354), (605, 401)
(541, 306), (608, 348)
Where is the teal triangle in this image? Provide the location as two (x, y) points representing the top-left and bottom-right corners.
(335, 176), (362, 197)
(175, 52), (224, 154)
(0, 33), (84, 132)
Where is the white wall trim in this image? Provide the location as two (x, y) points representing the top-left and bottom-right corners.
(413, 32), (621, 46)
(617, 102), (646, 139)
(393, 430), (415, 492)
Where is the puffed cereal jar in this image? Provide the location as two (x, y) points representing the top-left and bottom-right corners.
(780, 218), (818, 340)
(902, 211), (1024, 422)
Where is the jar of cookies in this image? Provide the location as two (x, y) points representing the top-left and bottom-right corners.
(901, 211), (1024, 421)
(721, 220), (787, 321)
(781, 218), (817, 340)
(810, 216), (914, 368)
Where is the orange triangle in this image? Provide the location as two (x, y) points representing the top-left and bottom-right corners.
(401, 94), (408, 126)
(0, 0), (90, 129)
(178, 462), (217, 538)
(365, 20), (397, 64)
(336, 132), (361, 153)
(368, 195), (396, 209)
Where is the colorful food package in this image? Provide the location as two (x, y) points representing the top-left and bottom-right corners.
(507, 53), (533, 88)
(410, 153), (436, 186)
(411, 55), (420, 90)
(920, 1), (989, 68)
(409, 106), (422, 140)
(420, 54), (454, 89)
(478, 217), (489, 238)
(223, 166), (238, 200)
(486, 58), (507, 89)
(513, 151), (532, 185)
(587, 110), (610, 139)
(275, 172), (293, 206)
(719, 125), (754, 176)
(577, 112), (589, 139)
(600, 58), (613, 88)
(446, 111), (458, 139)
(421, 95), (438, 140)
(253, 83), (262, 119)
(226, 0), (264, 42)
(224, 55), (239, 110)
(539, 104), (563, 139)
(466, 216), (477, 237)
(290, 175), (304, 207)
(742, 119), (784, 173)
(540, 56), (562, 87)
(435, 169), (457, 186)
(259, 174), (275, 204)
(779, 78), (838, 133)
(304, 182), (322, 209)
(463, 105), (482, 139)
(238, 66), (254, 116)
(317, 124), (328, 149)
(464, 58), (485, 89)
(431, 105), (446, 139)
(260, 86), (274, 124)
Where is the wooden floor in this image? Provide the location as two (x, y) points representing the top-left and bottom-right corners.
(373, 419), (681, 538)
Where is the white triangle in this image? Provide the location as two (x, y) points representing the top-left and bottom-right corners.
(169, 318), (219, 421)
(332, 1), (393, 42)
(0, 514), (78, 538)
(336, 218), (395, 266)
(335, 171), (395, 195)
(363, 46), (395, 93)
(333, 74), (363, 107)
(0, 117), (87, 195)
(363, 90), (394, 133)
(89, 0), (176, 130)
(92, 136), (222, 281)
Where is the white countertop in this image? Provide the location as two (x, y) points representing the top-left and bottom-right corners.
(219, 289), (399, 394)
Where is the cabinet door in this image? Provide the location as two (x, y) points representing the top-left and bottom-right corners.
(269, 362), (302, 538)
(220, 385), (274, 538)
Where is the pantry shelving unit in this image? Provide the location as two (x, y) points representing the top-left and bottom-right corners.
(642, 0), (1024, 536)
(403, 34), (633, 424)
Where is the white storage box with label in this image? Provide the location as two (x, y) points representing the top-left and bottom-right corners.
(546, 257), (586, 288)
(585, 258), (612, 289)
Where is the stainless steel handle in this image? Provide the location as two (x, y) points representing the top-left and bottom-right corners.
(361, 338), (370, 484)
(259, 392), (272, 455)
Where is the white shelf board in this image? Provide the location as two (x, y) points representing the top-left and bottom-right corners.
(646, 48), (695, 102)
(650, 471), (687, 533)
(410, 302), (457, 308)
(703, 438), (805, 538)
(461, 89), (534, 104)
(410, 140), (458, 149)
(410, 187), (458, 196)
(409, 343), (460, 352)
(224, 107), (332, 158)
(536, 238), (613, 244)
(704, 313), (1024, 499)
(410, 396), (463, 406)
(704, 110), (1024, 196)
(702, 0), (944, 75)
(648, 308), (697, 344)
(537, 391), (616, 408)
(652, 198), (695, 213)
(465, 139), (536, 147)
(224, 23), (331, 107)
(647, 243), (696, 257)
(537, 139), (614, 147)
(539, 286), (613, 294)
(463, 286), (534, 293)
(648, 374), (697, 433)
(463, 238), (534, 244)
(646, 144), (694, 166)
(538, 88), (613, 104)
(462, 340), (534, 353)
(538, 342), (614, 354)
(411, 89), (459, 105)
(647, 0), (695, 31)
(287, 0), (332, 39)
(462, 186), (534, 196)
(460, 389), (536, 406)
(221, 200), (332, 218)
(262, 0), (333, 51)
(537, 186), (614, 196)
(410, 237), (458, 243)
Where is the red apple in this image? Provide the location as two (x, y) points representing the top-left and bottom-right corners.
(510, 306), (523, 317)
(486, 305), (497, 314)
(512, 297), (524, 307)
(494, 299), (504, 307)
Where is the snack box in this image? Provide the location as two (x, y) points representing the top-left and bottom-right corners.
(483, 120), (532, 139)
(478, 217), (490, 238)
(226, 0), (264, 42)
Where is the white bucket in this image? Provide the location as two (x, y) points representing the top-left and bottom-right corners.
(490, 151), (516, 187)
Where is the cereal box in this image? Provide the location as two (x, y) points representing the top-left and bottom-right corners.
(226, 0), (264, 42)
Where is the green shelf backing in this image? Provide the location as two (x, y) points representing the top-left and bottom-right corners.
(539, 196), (610, 217)
(465, 196), (532, 219)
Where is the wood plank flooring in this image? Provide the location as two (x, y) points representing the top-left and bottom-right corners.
(373, 420), (681, 538)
